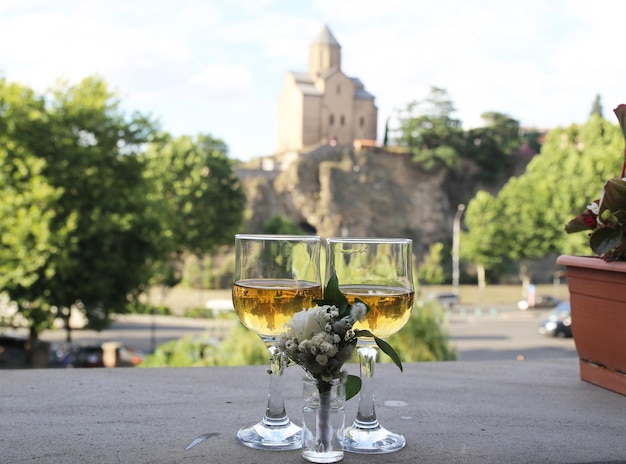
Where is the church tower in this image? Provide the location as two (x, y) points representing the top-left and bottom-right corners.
(308, 25), (341, 77)
(277, 26), (377, 153)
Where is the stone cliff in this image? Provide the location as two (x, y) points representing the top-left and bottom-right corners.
(236, 145), (529, 264)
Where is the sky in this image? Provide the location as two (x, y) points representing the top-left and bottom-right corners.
(1, 0), (625, 161)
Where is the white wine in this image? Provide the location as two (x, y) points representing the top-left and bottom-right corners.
(233, 278), (323, 337)
(340, 284), (414, 339)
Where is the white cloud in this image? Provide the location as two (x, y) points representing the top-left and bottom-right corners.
(187, 64), (255, 106)
(2, 0), (626, 159)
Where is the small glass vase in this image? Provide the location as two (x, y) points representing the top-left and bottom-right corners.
(302, 374), (346, 463)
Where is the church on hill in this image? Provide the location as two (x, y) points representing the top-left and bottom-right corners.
(277, 25), (378, 153)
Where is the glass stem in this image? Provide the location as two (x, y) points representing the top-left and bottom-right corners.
(262, 343), (290, 426)
(354, 345), (380, 427)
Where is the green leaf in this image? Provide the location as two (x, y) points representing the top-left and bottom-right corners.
(345, 375), (362, 401)
(590, 227), (623, 256)
(315, 272), (349, 313)
(353, 329), (403, 372)
(374, 336), (403, 372)
(602, 179), (626, 213)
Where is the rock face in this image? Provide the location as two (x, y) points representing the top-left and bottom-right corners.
(236, 146), (527, 263)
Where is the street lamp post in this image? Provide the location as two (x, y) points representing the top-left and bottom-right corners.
(452, 203), (466, 296)
(150, 308), (157, 354)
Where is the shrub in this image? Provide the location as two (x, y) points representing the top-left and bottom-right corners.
(126, 302), (171, 316)
(139, 322), (267, 367)
(140, 300), (456, 367)
(384, 300), (457, 362)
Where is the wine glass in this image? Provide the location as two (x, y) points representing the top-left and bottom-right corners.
(232, 234), (323, 450)
(325, 237), (414, 454)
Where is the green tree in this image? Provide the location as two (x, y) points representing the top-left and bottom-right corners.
(465, 112), (521, 182)
(463, 112), (622, 286)
(590, 94), (603, 118)
(461, 191), (508, 299)
(45, 77), (162, 334)
(507, 115), (621, 264)
(519, 128), (544, 155)
(394, 87), (464, 169)
(143, 133), (246, 288)
(262, 215), (302, 235)
(0, 76), (164, 346)
(0, 79), (77, 341)
(416, 242), (445, 284)
(538, 114), (623, 256)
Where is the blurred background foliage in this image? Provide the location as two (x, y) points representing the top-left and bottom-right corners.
(139, 300), (456, 367)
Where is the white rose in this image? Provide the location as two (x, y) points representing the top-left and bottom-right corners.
(286, 307), (326, 341)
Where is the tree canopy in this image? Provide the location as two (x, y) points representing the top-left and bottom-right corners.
(461, 111), (623, 283)
(142, 133), (246, 286)
(392, 87), (522, 182)
(393, 87), (464, 170)
(0, 76), (163, 340)
(0, 79), (76, 337)
(465, 112), (520, 181)
(0, 75), (245, 344)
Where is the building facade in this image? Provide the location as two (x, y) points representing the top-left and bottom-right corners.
(277, 25), (378, 153)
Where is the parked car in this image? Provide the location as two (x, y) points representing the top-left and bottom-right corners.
(49, 343), (145, 368)
(538, 301), (572, 338)
(518, 294), (560, 310)
(48, 343), (77, 368)
(74, 345), (105, 368)
(0, 334), (28, 368)
(117, 346), (145, 367)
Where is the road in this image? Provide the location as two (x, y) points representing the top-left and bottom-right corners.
(38, 304), (577, 362)
(446, 304), (576, 361)
(40, 315), (232, 354)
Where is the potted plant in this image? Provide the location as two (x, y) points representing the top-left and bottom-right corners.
(557, 104), (626, 396)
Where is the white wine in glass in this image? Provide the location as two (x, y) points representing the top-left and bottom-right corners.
(232, 234), (322, 450)
(325, 237), (414, 454)
(233, 279), (322, 337)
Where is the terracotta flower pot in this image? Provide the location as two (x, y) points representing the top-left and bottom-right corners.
(557, 255), (626, 396)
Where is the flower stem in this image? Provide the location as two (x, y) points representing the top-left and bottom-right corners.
(316, 382), (333, 451)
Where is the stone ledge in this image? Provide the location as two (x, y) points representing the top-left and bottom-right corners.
(1, 359), (624, 463)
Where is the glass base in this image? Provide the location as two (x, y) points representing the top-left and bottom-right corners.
(343, 422), (405, 454)
(236, 420), (302, 450)
(303, 449), (344, 463)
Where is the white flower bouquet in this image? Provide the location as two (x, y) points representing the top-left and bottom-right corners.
(278, 273), (403, 457)
(278, 273), (403, 399)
